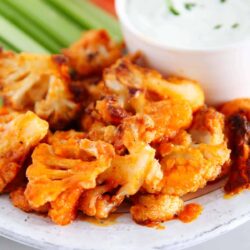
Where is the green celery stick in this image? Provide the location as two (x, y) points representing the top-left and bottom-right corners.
(73, 0), (122, 41)
(0, 15), (49, 53)
(46, 0), (122, 41)
(0, 0), (60, 53)
(5, 0), (83, 47)
(0, 36), (18, 51)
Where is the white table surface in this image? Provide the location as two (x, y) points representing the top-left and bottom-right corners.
(1, 220), (250, 250)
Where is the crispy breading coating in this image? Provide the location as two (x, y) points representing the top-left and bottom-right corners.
(130, 194), (183, 225)
(63, 30), (123, 77)
(0, 51), (78, 129)
(0, 109), (48, 192)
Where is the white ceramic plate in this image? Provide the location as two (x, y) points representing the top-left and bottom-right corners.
(0, 184), (250, 250)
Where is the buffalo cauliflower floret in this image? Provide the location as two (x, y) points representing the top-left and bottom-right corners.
(220, 98), (250, 120)
(0, 51), (78, 129)
(25, 139), (115, 207)
(160, 108), (230, 196)
(130, 194), (183, 225)
(87, 122), (117, 145)
(24, 134), (115, 225)
(63, 29), (123, 77)
(10, 187), (49, 213)
(120, 114), (156, 150)
(49, 186), (83, 225)
(48, 130), (89, 160)
(189, 106), (225, 145)
(99, 142), (162, 200)
(157, 130), (192, 157)
(89, 96), (131, 126)
(142, 99), (192, 141)
(221, 104), (250, 194)
(103, 57), (204, 111)
(160, 143), (230, 196)
(0, 109), (48, 192)
(79, 184), (118, 219)
(79, 142), (163, 219)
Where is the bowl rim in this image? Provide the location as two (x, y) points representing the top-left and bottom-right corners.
(115, 0), (250, 53)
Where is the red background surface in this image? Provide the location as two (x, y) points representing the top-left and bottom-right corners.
(90, 0), (116, 16)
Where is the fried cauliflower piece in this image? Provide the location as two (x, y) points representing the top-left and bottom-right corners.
(87, 122), (117, 144)
(160, 107), (230, 196)
(24, 134), (115, 225)
(121, 114), (156, 149)
(100, 142), (163, 198)
(223, 111), (250, 194)
(25, 139), (115, 208)
(10, 187), (49, 213)
(79, 184), (118, 219)
(130, 194), (183, 225)
(0, 51), (78, 129)
(142, 99), (192, 141)
(90, 96), (131, 126)
(157, 130), (192, 157)
(161, 144), (230, 196)
(48, 130), (88, 160)
(34, 72), (78, 129)
(85, 96), (192, 146)
(220, 98), (250, 120)
(0, 109), (48, 192)
(166, 77), (205, 112)
(79, 142), (163, 219)
(49, 187), (83, 225)
(103, 57), (204, 111)
(63, 30), (123, 77)
(189, 106), (225, 145)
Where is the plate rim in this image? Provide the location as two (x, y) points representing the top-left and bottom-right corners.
(0, 195), (250, 250)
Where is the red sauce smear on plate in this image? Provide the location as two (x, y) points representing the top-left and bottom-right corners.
(178, 203), (203, 223)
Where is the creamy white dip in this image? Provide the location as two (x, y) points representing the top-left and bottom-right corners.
(127, 0), (250, 49)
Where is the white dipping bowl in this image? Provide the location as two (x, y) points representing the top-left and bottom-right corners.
(115, 0), (250, 105)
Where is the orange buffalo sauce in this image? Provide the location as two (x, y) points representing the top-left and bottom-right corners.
(178, 203), (203, 223)
(82, 213), (122, 227)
